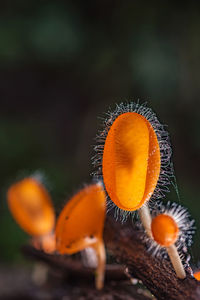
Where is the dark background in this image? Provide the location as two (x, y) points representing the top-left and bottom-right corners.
(0, 1), (200, 267)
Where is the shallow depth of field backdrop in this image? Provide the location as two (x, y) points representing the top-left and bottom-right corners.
(0, 0), (200, 274)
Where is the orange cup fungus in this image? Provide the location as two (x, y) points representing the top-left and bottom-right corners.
(151, 214), (179, 247)
(7, 177), (55, 253)
(56, 182), (106, 290)
(194, 271), (200, 281)
(103, 112), (161, 212)
(151, 213), (185, 279)
(149, 203), (195, 279)
(95, 103), (172, 237)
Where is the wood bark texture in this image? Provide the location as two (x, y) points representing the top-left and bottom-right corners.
(22, 216), (200, 300)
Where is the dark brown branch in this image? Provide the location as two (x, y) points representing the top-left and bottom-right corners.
(104, 217), (200, 300)
(0, 264), (151, 300)
(22, 246), (151, 300)
(22, 216), (200, 300)
(22, 244), (127, 282)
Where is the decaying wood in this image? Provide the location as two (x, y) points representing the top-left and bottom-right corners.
(22, 246), (152, 299)
(104, 217), (200, 300)
(0, 265), (151, 300)
(22, 216), (200, 300)
(22, 244), (127, 282)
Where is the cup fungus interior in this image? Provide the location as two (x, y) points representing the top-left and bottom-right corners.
(7, 178), (55, 236)
(56, 183), (106, 255)
(151, 214), (179, 247)
(102, 112), (161, 211)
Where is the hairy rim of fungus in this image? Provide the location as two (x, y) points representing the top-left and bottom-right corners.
(7, 177), (55, 236)
(92, 102), (173, 216)
(148, 201), (195, 257)
(56, 182), (106, 255)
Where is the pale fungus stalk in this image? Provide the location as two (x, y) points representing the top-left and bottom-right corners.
(81, 239), (106, 289)
(39, 231), (56, 254)
(81, 248), (98, 268)
(93, 239), (106, 290)
(138, 205), (152, 238)
(167, 244), (186, 279)
(32, 263), (49, 286)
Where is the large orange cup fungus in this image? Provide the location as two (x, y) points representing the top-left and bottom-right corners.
(150, 201), (195, 280)
(56, 182), (106, 290)
(103, 112), (160, 212)
(7, 177), (56, 253)
(96, 103), (171, 237)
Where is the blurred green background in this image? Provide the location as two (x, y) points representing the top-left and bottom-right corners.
(0, 1), (200, 266)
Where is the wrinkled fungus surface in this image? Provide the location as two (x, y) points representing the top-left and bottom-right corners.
(103, 112), (160, 211)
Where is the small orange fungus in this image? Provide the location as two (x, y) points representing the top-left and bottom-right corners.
(151, 214), (179, 247)
(194, 271), (200, 281)
(102, 112), (161, 212)
(7, 177), (55, 253)
(149, 203), (195, 280)
(56, 182), (106, 290)
(151, 211), (185, 279)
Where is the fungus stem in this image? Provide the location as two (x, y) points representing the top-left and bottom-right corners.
(81, 247), (98, 268)
(167, 244), (186, 279)
(139, 205), (152, 238)
(32, 263), (48, 286)
(93, 239), (106, 290)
